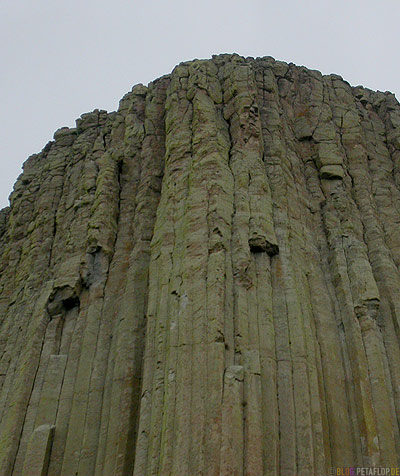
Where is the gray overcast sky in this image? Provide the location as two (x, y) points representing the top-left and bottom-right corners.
(1, 0), (399, 209)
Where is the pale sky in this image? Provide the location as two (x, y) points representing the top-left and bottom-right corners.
(1, 0), (399, 209)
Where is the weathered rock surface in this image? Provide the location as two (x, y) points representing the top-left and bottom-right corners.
(1, 53), (400, 475)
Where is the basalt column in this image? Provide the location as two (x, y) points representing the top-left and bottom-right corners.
(0, 54), (399, 476)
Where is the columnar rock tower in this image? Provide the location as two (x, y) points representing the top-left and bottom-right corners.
(0, 54), (400, 475)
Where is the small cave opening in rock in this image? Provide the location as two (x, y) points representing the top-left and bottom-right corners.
(249, 243), (267, 253)
(62, 295), (80, 311)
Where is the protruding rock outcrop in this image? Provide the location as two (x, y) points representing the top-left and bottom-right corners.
(1, 54), (400, 475)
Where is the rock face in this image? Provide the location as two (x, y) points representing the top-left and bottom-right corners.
(1, 53), (400, 475)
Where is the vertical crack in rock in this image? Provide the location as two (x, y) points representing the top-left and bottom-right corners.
(1, 55), (400, 476)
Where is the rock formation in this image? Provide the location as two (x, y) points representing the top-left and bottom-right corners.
(0, 54), (400, 475)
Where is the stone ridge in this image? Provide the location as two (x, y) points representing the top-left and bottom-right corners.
(0, 53), (400, 475)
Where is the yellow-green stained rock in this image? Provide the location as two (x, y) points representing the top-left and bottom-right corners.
(1, 54), (400, 475)
(316, 142), (343, 167)
(320, 164), (345, 179)
(22, 425), (55, 476)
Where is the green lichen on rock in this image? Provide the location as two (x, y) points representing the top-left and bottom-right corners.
(1, 54), (400, 475)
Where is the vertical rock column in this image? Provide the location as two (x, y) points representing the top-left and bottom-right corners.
(221, 55), (279, 476)
(281, 64), (356, 468)
(327, 76), (399, 465)
(133, 59), (235, 476)
(43, 110), (116, 476)
(0, 122), (84, 476)
(97, 79), (168, 476)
